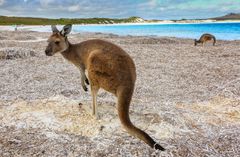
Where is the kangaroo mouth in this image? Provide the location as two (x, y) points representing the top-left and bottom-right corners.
(46, 53), (53, 56)
(45, 50), (53, 56)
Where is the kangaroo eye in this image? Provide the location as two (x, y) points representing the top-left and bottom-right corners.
(55, 41), (60, 44)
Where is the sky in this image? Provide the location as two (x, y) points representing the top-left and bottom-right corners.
(0, 0), (239, 20)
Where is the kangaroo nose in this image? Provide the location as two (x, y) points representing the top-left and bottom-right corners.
(45, 50), (52, 56)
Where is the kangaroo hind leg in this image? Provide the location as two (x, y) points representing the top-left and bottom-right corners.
(91, 85), (100, 119)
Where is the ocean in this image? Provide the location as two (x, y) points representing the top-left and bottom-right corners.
(26, 22), (240, 40)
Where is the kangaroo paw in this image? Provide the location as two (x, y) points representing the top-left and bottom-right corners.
(83, 85), (88, 92)
(85, 78), (89, 85)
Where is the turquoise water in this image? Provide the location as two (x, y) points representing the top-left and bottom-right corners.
(27, 22), (240, 40)
(72, 22), (240, 40)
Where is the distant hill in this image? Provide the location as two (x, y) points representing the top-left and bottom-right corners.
(1, 13), (239, 26)
(210, 13), (240, 20)
(0, 16), (145, 25)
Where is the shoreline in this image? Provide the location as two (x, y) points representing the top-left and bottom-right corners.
(1, 21), (240, 41)
(0, 20), (240, 28)
(0, 19), (240, 27)
(0, 29), (239, 41)
(0, 30), (239, 42)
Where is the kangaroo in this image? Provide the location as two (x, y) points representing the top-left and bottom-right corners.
(194, 33), (216, 46)
(45, 24), (165, 151)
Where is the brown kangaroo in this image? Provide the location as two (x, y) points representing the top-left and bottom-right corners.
(45, 24), (165, 151)
(194, 33), (216, 46)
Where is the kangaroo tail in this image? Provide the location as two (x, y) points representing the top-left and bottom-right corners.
(212, 36), (216, 46)
(117, 86), (165, 151)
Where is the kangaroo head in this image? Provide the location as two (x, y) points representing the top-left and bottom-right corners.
(45, 24), (72, 56)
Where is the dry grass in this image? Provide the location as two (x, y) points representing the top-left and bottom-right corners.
(0, 30), (239, 157)
(0, 47), (37, 59)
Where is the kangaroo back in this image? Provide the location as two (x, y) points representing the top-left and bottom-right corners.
(195, 33), (216, 46)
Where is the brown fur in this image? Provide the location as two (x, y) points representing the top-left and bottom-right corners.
(45, 25), (165, 151)
(194, 33), (216, 46)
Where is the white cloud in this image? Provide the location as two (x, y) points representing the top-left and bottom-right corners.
(0, 0), (4, 6)
(39, 0), (55, 7)
(0, 0), (239, 20)
(68, 5), (80, 12)
(148, 0), (158, 8)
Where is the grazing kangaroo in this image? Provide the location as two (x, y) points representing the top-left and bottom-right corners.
(194, 33), (216, 46)
(45, 24), (165, 151)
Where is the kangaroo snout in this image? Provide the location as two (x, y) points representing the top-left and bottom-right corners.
(45, 49), (52, 56)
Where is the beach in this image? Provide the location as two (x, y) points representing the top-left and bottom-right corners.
(1, 22), (240, 40)
(0, 30), (240, 156)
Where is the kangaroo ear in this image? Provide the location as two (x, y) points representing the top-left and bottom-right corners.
(51, 25), (59, 33)
(60, 24), (72, 36)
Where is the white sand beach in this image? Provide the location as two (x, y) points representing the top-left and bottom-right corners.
(0, 29), (239, 156)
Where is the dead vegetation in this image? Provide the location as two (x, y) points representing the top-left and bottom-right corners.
(0, 47), (37, 59)
(0, 30), (239, 157)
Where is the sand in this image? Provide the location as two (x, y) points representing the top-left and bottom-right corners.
(0, 30), (239, 157)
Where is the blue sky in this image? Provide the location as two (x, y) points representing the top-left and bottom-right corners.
(0, 0), (239, 19)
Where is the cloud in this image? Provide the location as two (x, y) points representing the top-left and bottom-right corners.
(0, 0), (4, 6)
(68, 5), (80, 12)
(148, 0), (158, 8)
(0, 0), (239, 19)
(39, 0), (55, 7)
